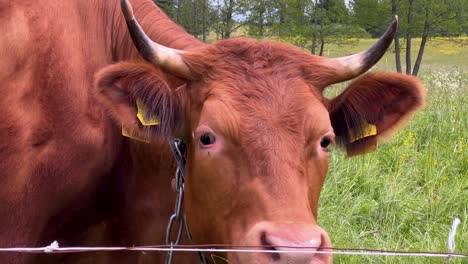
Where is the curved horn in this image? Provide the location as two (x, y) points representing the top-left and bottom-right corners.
(120, 0), (192, 78)
(325, 16), (398, 85)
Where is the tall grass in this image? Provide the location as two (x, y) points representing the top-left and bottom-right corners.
(318, 39), (467, 263)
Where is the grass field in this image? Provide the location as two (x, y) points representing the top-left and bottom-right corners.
(316, 38), (467, 263)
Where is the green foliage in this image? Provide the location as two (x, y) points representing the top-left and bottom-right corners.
(351, 0), (468, 38)
(211, 0), (250, 39)
(319, 0), (349, 24)
(244, 0), (278, 37)
(422, 0), (467, 37)
(154, 0), (467, 44)
(262, 0), (366, 52)
(154, 0), (214, 40)
(153, 0), (174, 17)
(351, 0), (392, 38)
(320, 38), (467, 263)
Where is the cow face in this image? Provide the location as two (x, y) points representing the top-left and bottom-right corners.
(95, 38), (425, 264)
(182, 43), (334, 264)
(94, 2), (425, 263)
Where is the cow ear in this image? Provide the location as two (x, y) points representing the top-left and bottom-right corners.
(94, 62), (184, 142)
(328, 72), (426, 156)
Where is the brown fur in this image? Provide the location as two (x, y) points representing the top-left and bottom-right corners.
(1, 0), (425, 263)
(0, 1), (199, 263)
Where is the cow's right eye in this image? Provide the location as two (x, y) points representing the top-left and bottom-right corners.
(320, 136), (332, 148)
(319, 134), (335, 152)
(200, 133), (216, 146)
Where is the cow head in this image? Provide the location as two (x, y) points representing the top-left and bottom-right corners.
(95, 1), (425, 263)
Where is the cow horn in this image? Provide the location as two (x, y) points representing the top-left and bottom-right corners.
(120, 0), (192, 78)
(325, 16), (398, 85)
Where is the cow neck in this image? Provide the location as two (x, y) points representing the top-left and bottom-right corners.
(110, 0), (203, 62)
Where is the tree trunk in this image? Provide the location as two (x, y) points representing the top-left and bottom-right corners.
(405, 0), (414, 75)
(174, 0), (182, 24)
(223, 0), (234, 39)
(318, 19), (325, 56)
(202, 0), (207, 42)
(279, 2), (285, 24)
(412, 8), (430, 76)
(259, 10), (264, 37)
(319, 34), (325, 56)
(311, 34), (317, 54)
(311, 2), (318, 54)
(392, 0), (402, 73)
(192, 0), (198, 38)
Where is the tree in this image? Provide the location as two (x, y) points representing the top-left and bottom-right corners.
(405, 0), (414, 74)
(313, 0), (357, 55)
(351, 0), (391, 37)
(352, 0), (466, 75)
(245, 0), (278, 38)
(211, 0), (249, 39)
(263, 0), (365, 55)
(396, 0), (467, 75)
(392, 0), (402, 73)
(154, 0), (213, 42)
(411, 0), (466, 75)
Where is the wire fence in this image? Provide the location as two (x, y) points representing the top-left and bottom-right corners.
(0, 243), (466, 258)
(0, 218), (464, 262)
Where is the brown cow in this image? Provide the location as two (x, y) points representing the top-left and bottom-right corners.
(0, 0), (425, 263)
(93, 0), (425, 263)
(1, 0), (198, 263)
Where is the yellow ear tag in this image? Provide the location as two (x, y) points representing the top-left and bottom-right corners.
(349, 120), (377, 143)
(136, 99), (159, 126)
(121, 99), (158, 143)
(121, 127), (151, 143)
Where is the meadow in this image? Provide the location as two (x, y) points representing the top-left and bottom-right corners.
(318, 38), (467, 263)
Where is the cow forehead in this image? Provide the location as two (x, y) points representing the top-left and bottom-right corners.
(196, 76), (331, 148)
(188, 38), (332, 147)
(185, 38), (320, 84)
(207, 38), (309, 64)
(196, 91), (331, 184)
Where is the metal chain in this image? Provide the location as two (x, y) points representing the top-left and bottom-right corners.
(165, 139), (207, 264)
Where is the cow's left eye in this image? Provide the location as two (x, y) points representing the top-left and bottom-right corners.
(320, 136), (332, 149)
(200, 133), (216, 146)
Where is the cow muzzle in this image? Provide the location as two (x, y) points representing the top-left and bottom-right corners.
(234, 221), (332, 264)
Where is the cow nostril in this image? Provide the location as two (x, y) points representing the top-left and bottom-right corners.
(260, 231), (280, 261)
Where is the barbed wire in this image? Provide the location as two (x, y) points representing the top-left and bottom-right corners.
(0, 242), (465, 259)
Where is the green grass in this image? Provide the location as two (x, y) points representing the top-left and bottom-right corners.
(318, 38), (467, 263)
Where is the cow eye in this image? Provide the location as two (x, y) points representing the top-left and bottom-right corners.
(200, 133), (216, 146)
(320, 136), (332, 149)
